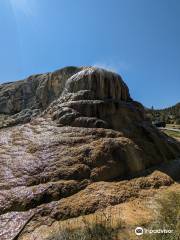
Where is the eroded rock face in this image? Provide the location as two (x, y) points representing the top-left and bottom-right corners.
(0, 66), (179, 240)
(0, 67), (80, 123)
(0, 67), (132, 128)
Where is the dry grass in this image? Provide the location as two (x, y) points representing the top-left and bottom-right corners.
(143, 190), (180, 240)
(46, 210), (124, 240)
(163, 129), (180, 139)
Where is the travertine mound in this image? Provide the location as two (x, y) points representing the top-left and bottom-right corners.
(63, 67), (130, 100)
(0, 66), (179, 240)
(0, 67), (79, 114)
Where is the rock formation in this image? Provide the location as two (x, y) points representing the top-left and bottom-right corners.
(0, 66), (179, 240)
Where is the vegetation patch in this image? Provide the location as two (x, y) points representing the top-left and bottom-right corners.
(47, 213), (124, 240)
(163, 129), (180, 139)
(143, 191), (180, 240)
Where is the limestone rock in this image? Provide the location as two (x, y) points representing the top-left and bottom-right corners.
(0, 66), (179, 240)
(63, 67), (131, 101)
(0, 66), (81, 126)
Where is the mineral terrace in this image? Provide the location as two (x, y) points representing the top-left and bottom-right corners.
(0, 67), (179, 240)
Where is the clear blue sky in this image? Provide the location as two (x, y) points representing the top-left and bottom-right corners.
(0, 0), (179, 109)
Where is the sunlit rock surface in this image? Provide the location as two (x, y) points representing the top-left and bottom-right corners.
(0, 67), (179, 240)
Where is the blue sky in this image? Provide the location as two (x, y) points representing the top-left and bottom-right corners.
(0, 0), (179, 109)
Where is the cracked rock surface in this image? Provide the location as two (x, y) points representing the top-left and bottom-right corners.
(0, 67), (179, 240)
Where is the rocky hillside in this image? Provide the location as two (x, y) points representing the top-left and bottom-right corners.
(0, 67), (179, 240)
(146, 102), (180, 124)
